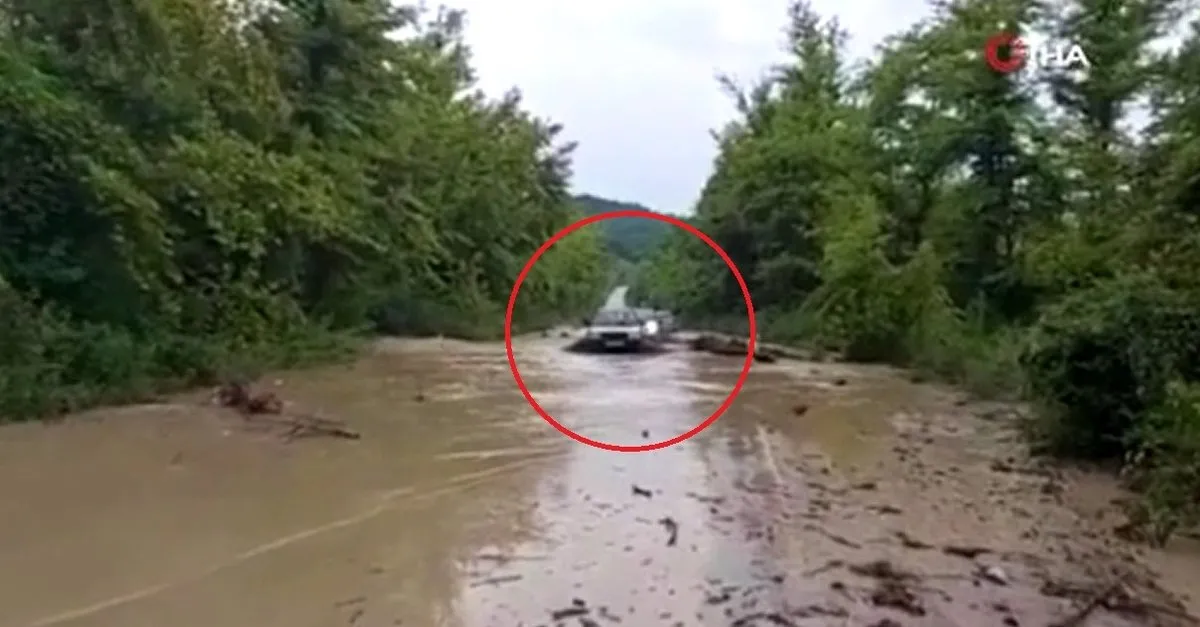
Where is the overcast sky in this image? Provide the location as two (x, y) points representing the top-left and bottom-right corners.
(450, 0), (931, 214)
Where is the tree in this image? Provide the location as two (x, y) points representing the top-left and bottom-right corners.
(0, 0), (611, 418)
(632, 0), (1200, 537)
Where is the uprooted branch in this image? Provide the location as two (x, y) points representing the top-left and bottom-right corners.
(215, 379), (361, 441)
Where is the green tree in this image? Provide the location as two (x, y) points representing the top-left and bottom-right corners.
(633, 0), (1200, 538)
(0, 0), (611, 419)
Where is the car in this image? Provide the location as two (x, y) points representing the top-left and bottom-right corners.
(640, 308), (677, 335)
(580, 308), (666, 352)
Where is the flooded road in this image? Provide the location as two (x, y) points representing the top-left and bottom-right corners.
(602, 286), (629, 310)
(0, 333), (1196, 626)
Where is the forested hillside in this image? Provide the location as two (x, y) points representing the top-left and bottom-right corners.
(0, 0), (610, 419)
(574, 194), (672, 262)
(633, 0), (1200, 540)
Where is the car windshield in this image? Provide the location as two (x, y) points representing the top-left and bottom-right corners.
(591, 309), (639, 326)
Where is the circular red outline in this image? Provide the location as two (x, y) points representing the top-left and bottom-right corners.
(984, 32), (1026, 73)
(504, 209), (756, 452)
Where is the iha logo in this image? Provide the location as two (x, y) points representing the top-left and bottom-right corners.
(983, 32), (1091, 73)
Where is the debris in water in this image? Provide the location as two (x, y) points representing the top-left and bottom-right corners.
(976, 564), (1009, 586)
(791, 603), (848, 618)
(705, 587), (735, 604)
(942, 544), (991, 559)
(280, 415), (361, 441)
(685, 491), (725, 505)
(895, 531), (934, 549)
(631, 484), (652, 498)
(216, 379), (282, 415)
(469, 574), (522, 588)
(849, 559), (910, 581)
(991, 459), (1017, 473)
(753, 351), (777, 363)
(871, 580), (925, 616)
(804, 523), (862, 548)
(730, 611), (797, 625)
(850, 560), (925, 616)
(1041, 578), (1190, 626)
(690, 332), (778, 363)
(214, 378), (360, 441)
(803, 559), (846, 577)
(658, 516), (678, 546)
(1049, 581), (1122, 627)
(550, 600), (590, 620)
(791, 403), (809, 416)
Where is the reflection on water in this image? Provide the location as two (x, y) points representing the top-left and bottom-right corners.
(455, 344), (741, 625)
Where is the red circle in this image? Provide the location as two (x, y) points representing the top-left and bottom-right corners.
(984, 32), (1025, 73)
(504, 209), (756, 452)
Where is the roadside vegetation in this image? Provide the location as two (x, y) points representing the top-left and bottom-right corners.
(0, 0), (611, 421)
(631, 0), (1200, 542)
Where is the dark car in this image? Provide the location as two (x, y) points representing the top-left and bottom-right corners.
(580, 308), (666, 352)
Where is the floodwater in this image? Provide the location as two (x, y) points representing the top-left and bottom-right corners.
(0, 333), (1196, 627)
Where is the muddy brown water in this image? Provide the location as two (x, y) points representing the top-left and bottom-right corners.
(0, 333), (1197, 627)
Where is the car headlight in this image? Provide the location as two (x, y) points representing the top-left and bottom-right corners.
(642, 320), (659, 335)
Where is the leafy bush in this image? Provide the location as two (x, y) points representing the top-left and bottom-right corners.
(1022, 274), (1200, 458)
(0, 275), (355, 420)
(1123, 381), (1200, 545)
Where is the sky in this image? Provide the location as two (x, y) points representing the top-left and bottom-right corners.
(449, 0), (933, 214)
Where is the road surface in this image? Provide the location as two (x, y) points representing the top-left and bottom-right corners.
(602, 285), (629, 310)
(0, 334), (1195, 626)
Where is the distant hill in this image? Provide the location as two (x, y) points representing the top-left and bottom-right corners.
(573, 194), (671, 262)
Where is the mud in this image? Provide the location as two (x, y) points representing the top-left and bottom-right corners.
(0, 332), (1196, 626)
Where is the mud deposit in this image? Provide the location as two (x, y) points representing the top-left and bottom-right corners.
(0, 333), (1196, 626)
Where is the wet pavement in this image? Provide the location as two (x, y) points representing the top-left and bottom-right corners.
(0, 333), (1196, 627)
(602, 286), (629, 310)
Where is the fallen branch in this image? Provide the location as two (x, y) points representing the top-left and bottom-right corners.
(277, 414), (361, 441)
(1050, 582), (1122, 627)
(215, 379), (361, 441)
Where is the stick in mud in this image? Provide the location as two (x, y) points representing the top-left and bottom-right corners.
(1050, 582), (1124, 627)
(215, 379), (361, 441)
(658, 516), (679, 546)
(279, 415), (361, 441)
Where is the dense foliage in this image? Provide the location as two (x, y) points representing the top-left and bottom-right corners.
(633, 0), (1200, 540)
(574, 194), (672, 262)
(0, 0), (611, 420)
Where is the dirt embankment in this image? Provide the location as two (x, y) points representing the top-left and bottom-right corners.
(687, 331), (821, 363)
